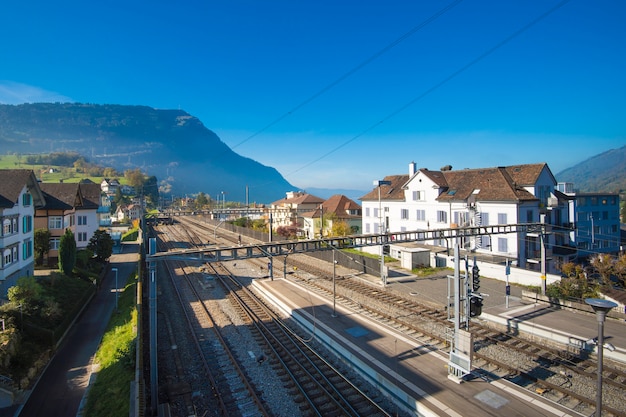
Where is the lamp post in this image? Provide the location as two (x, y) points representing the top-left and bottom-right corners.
(332, 248), (337, 317)
(112, 268), (119, 311)
(585, 298), (617, 417)
(373, 180), (391, 286)
(319, 204), (324, 238)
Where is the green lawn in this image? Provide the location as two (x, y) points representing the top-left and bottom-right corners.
(83, 270), (138, 417)
(0, 153), (123, 184)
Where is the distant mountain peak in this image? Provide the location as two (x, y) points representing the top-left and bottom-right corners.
(0, 102), (295, 202)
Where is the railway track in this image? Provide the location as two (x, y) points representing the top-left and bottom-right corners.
(155, 225), (272, 416)
(175, 216), (626, 416)
(209, 262), (390, 417)
(156, 222), (393, 416)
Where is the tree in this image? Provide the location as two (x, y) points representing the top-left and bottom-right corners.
(331, 220), (351, 237)
(143, 175), (159, 207)
(34, 228), (51, 266)
(103, 167), (118, 178)
(124, 168), (145, 190)
(589, 253), (615, 288)
(196, 192), (209, 209)
(59, 229), (77, 276)
(88, 230), (114, 263)
(7, 276), (43, 312)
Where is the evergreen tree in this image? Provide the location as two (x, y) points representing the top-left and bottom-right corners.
(59, 229), (77, 276)
(34, 228), (51, 266)
(88, 230), (114, 263)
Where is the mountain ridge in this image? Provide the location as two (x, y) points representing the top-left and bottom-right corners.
(0, 103), (295, 203)
(555, 144), (626, 193)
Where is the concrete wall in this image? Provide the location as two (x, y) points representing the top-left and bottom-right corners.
(431, 252), (561, 288)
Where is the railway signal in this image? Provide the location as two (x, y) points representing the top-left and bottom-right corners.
(472, 264), (480, 292)
(469, 294), (483, 317)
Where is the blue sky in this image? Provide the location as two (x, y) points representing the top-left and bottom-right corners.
(1, 0), (624, 191)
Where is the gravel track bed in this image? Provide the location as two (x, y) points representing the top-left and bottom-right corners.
(191, 271), (303, 417)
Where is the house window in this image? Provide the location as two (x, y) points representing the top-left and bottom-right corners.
(78, 215), (87, 226)
(498, 238), (508, 252)
(373, 208), (379, 218)
(365, 223), (370, 234)
(526, 210), (534, 223)
(50, 238), (61, 250)
(78, 232), (87, 242)
(49, 216), (63, 229)
(3, 249), (11, 266)
(22, 215), (33, 233)
(22, 193), (32, 206)
(416, 210), (425, 221)
(498, 213), (507, 224)
(22, 239), (33, 260)
(3, 219), (12, 236)
(412, 191), (425, 201)
(401, 209), (409, 220)
(437, 210), (447, 223)
(365, 207), (370, 217)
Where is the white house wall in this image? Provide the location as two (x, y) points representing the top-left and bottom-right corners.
(0, 185), (35, 295)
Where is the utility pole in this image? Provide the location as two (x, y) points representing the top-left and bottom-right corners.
(540, 213), (547, 296)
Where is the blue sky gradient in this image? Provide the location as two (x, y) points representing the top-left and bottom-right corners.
(1, 0), (624, 190)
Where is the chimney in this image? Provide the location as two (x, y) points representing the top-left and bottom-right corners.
(409, 161), (417, 176)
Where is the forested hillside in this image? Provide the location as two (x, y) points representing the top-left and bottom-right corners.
(556, 145), (626, 193)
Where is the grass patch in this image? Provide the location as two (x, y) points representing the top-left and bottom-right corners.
(341, 248), (394, 262)
(83, 271), (138, 417)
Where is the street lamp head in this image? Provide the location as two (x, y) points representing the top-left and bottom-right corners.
(585, 298), (617, 313)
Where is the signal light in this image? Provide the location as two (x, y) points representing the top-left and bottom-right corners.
(472, 265), (480, 291)
(470, 295), (483, 317)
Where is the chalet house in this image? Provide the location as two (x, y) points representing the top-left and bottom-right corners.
(360, 162), (574, 274)
(0, 170), (46, 297)
(100, 178), (120, 195)
(301, 194), (362, 238)
(269, 192), (324, 234)
(35, 182), (101, 265)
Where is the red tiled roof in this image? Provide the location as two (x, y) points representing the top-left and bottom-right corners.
(359, 175), (409, 201)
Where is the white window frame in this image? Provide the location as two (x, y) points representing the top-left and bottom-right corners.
(49, 216), (63, 229)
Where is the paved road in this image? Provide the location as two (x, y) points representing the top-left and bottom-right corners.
(11, 243), (139, 417)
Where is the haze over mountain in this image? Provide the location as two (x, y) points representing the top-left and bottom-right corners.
(1, 102), (622, 203)
(556, 145), (626, 193)
(0, 103), (296, 203)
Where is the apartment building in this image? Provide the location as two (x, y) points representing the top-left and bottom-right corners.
(360, 162), (573, 274)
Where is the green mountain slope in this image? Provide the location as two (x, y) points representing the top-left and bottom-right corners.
(556, 145), (626, 193)
(0, 103), (294, 203)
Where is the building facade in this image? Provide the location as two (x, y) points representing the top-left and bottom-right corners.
(360, 162), (574, 274)
(0, 170), (45, 297)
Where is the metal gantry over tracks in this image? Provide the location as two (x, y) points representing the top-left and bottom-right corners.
(148, 222), (544, 264)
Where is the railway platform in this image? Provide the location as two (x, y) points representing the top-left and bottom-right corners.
(252, 276), (586, 417)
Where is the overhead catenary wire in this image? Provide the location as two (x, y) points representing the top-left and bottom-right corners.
(285, 0), (573, 178)
(230, 0), (465, 152)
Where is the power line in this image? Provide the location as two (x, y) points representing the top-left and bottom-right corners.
(229, 0), (465, 151)
(285, 0), (573, 178)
